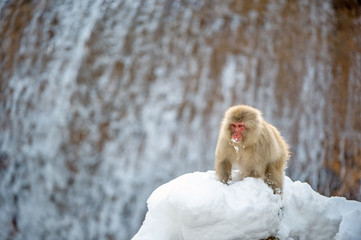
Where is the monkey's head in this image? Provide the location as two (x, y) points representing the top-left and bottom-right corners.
(223, 105), (262, 143)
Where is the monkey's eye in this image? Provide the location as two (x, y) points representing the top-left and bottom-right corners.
(231, 124), (236, 128)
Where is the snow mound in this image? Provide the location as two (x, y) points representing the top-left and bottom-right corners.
(132, 171), (361, 240)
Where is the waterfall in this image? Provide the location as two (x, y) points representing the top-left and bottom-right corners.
(1, 0), (360, 239)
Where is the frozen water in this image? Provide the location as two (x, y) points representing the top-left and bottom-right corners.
(1, 1), (360, 239)
(133, 171), (360, 240)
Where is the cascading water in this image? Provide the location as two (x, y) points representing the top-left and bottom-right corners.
(1, 0), (360, 239)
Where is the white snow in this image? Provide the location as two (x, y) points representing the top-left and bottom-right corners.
(132, 171), (361, 240)
(229, 140), (240, 152)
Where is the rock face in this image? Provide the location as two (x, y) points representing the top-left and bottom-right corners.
(0, 0), (360, 239)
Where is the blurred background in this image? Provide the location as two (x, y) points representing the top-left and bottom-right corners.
(1, 0), (360, 239)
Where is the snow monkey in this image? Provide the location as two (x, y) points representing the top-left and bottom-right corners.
(215, 105), (289, 193)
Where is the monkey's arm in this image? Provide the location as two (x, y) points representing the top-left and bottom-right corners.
(265, 159), (285, 194)
(215, 139), (232, 184)
(215, 159), (232, 184)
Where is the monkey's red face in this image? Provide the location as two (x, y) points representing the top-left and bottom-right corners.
(230, 122), (245, 142)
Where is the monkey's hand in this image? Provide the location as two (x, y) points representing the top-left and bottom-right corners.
(217, 171), (231, 184)
(216, 160), (232, 184)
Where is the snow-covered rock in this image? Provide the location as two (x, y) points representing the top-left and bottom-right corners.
(132, 171), (361, 240)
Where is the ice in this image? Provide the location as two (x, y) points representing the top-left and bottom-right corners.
(228, 140), (240, 153)
(278, 177), (342, 239)
(133, 171), (361, 240)
(330, 197), (361, 240)
(1, 0), (361, 239)
(234, 145), (239, 152)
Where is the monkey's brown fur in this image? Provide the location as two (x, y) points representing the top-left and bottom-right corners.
(215, 105), (289, 193)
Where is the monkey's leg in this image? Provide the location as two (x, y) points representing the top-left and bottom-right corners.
(265, 161), (284, 194)
(215, 160), (232, 184)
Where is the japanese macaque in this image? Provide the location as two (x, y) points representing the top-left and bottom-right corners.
(215, 105), (289, 193)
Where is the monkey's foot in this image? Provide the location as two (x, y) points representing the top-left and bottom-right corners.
(261, 236), (279, 240)
(216, 171), (232, 184)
